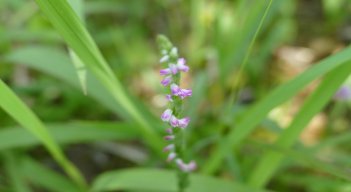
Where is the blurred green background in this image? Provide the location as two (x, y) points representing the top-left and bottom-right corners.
(1, 0), (351, 191)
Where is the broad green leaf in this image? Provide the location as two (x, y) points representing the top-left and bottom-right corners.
(249, 61), (351, 187)
(92, 168), (271, 192)
(33, 0), (164, 153)
(203, 46), (351, 174)
(0, 122), (138, 150)
(0, 79), (85, 187)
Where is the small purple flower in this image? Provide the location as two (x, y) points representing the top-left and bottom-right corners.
(166, 94), (173, 102)
(160, 68), (171, 76)
(170, 115), (178, 127)
(334, 86), (351, 101)
(171, 84), (181, 96)
(178, 117), (190, 129)
(179, 89), (192, 99)
(175, 159), (189, 172)
(177, 58), (189, 72)
(169, 64), (178, 75)
(175, 159), (197, 172)
(161, 109), (172, 122)
(165, 128), (173, 134)
(187, 161), (197, 171)
(167, 152), (177, 162)
(161, 76), (172, 86)
(170, 84), (192, 99)
(164, 135), (175, 140)
(163, 144), (175, 152)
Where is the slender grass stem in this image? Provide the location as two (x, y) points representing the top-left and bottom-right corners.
(228, 0), (274, 108)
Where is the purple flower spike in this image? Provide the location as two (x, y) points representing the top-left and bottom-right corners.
(169, 64), (178, 75)
(167, 152), (177, 162)
(161, 109), (172, 122)
(177, 58), (189, 72)
(160, 68), (171, 76)
(158, 39), (196, 171)
(178, 117), (190, 129)
(171, 84), (181, 96)
(161, 76), (172, 86)
(163, 144), (175, 152)
(170, 115), (179, 127)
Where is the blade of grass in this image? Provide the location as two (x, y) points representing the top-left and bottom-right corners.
(21, 157), (83, 192)
(91, 168), (272, 192)
(4, 45), (162, 130)
(0, 79), (86, 187)
(0, 122), (138, 150)
(248, 61), (351, 187)
(225, 0), (274, 118)
(4, 46), (126, 118)
(33, 0), (164, 153)
(67, 0), (87, 95)
(251, 141), (351, 183)
(202, 46), (351, 174)
(1, 152), (31, 192)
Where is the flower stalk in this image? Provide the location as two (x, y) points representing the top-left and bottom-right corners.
(157, 35), (196, 192)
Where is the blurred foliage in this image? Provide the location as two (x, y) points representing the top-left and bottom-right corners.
(1, 0), (351, 191)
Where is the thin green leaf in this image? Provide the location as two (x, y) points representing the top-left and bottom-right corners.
(4, 45), (162, 132)
(248, 61), (351, 187)
(33, 0), (163, 153)
(202, 46), (351, 174)
(21, 157), (82, 192)
(4, 46), (126, 118)
(92, 168), (272, 192)
(1, 152), (31, 192)
(0, 79), (85, 187)
(0, 122), (138, 150)
(67, 0), (87, 95)
(251, 141), (351, 183)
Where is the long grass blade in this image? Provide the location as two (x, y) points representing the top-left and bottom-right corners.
(202, 46), (351, 174)
(248, 61), (351, 187)
(21, 157), (83, 192)
(0, 122), (138, 150)
(33, 0), (164, 153)
(0, 79), (86, 187)
(1, 152), (31, 192)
